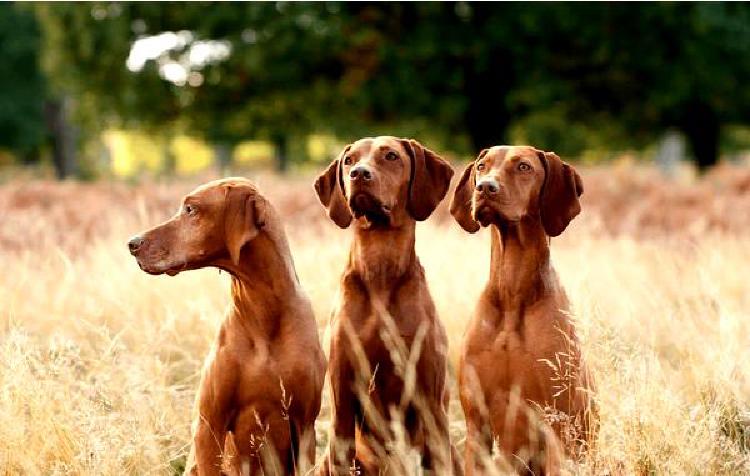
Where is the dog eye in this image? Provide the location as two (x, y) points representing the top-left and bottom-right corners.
(476, 163), (485, 172)
(343, 156), (352, 166)
(184, 204), (196, 215)
(518, 162), (531, 172)
(385, 151), (398, 161)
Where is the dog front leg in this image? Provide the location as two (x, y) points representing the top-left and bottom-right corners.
(184, 353), (235, 476)
(463, 416), (492, 476)
(421, 400), (456, 474)
(318, 364), (357, 476)
(184, 415), (227, 476)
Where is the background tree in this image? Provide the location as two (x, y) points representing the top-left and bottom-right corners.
(0, 5), (47, 167)
(500, 3), (750, 169)
(35, 3), (194, 175)
(35, 3), (351, 173)
(334, 3), (750, 168)
(180, 3), (352, 172)
(30, 2), (750, 175)
(332, 3), (518, 153)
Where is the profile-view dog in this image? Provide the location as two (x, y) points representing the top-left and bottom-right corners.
(314, 137), (459, 474)
(450, 146), (596, 475)
(128, 178), (325, 475)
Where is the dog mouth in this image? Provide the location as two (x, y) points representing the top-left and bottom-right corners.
(473, 198), (521, 227)
(136, 257), (187, 276)
(472, 198), (507, 227)
(349, 192), (392, 225)
(473, 205), (498, 227)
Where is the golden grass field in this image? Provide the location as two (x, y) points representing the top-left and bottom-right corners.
(1, 163), (749, 475)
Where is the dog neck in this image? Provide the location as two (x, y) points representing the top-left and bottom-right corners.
(487, 216), (556, 312)
(348, 218), (418, 297)
(217, 228), (301, 339)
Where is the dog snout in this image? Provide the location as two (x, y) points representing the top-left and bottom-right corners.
(128, 235), (145, 255)
(349, 165), (373, 181)
(476, 178), (500, 195)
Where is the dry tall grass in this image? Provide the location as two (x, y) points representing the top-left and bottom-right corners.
(1, 164), (749, 475)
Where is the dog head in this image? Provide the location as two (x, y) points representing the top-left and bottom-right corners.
(450, 146), (583, 236)
(128, 178), (268, 275)
(315, 136), (454, 228)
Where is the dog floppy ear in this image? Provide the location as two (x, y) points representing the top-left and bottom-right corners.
(314, 145), (353, 228)
(224, 185), (267, 265)
(538, 150), (583, 237)
(449, 150), (486, 233)
(400, 139), (454, 221)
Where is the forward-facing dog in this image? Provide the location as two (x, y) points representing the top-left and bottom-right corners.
(314, 137), (459, 474)
(450, 146), (596, 475)
(128, 178), (326, 475)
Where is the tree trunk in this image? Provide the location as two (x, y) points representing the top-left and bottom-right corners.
(465, 82), (510, 152)
(214, 142), (233, 174)
(44, 97), (78, 179)
(272, 134), (289, 174)
(463, 54), (512, 153)
(21, 149), (40, 166)
(161, 134), (176, 175)
(681, 103), (719, 172)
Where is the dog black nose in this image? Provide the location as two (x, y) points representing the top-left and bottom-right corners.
(128, 235), (144, 255)
(349, 166), (372, 181)
(476, 180), (499, 194)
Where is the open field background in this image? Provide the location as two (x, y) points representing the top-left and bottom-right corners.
(1, 164), (750, 475)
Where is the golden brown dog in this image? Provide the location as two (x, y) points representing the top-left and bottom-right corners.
(314, 137), (458, 475)
(450, 146), (596, 475)
(128, 178), (325, 475)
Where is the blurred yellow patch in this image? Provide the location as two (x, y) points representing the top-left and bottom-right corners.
(103, 131), (344, 176)
(233, 141), (274, 166)
(0, 149), (16, 167)
(172, 136), (213, 174)
(104, 130), (163, 176)
(105, 130), (276, 176)
(307, 134), (342, 163)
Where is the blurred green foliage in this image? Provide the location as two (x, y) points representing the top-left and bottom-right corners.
(0, 5), (46, 161)
(505, 3), (750, 169)
(4, 2), (750, 177)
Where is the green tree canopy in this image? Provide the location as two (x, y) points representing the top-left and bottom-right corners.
(333, 3), (750, 168)
(35, 3), (350, 171)
(32, 2), (750, 174)
(0, 4), (47, 161)
(502, 3), (750, 168)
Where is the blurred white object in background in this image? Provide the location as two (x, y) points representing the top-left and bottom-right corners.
(655, 129), (686, 178)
